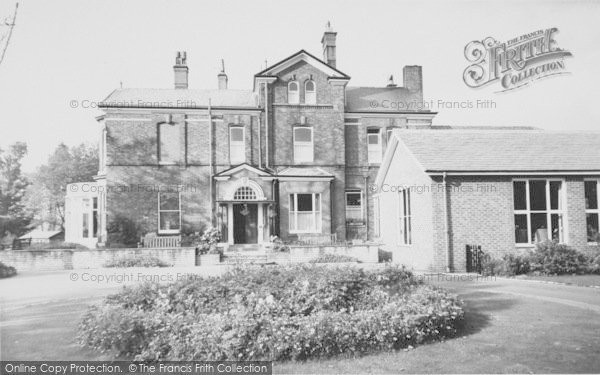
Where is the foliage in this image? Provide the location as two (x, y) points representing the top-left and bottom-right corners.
(104, 255), (171, 268)
(79, 265), (463, 361)
(269, 235), (290, 253)
(0, 142), (32, 240)
(195, 227), (221, 254)
(378, 249), (392, 263)
(501, 253), (531, 276)
(309, 253), (359, 263)
(0, 261), (17, 279)
(588, 254), (600, 274)
(24, 143), (98, 231)
(107, 215), (141, 247)
(529, 241), (589, 275)
(26, 241), (88, 250)
(479, 253), (505, 276)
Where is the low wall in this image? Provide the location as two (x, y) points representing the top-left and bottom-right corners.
(0, 247), (196, 272)
(287, 243), (380, 263)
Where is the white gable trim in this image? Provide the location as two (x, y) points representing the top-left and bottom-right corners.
(260, 51), (346, 78)
(215, 164), (272, 178)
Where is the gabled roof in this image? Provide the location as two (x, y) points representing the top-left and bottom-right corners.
(255, 49), (350, 79)
(277, 166), (334, 177)
(99, 88), (258, 109)
(19, 230), (63, 240)
(214, 163), (274, 178)
(384, 129), (600, 175)
(345, 86), (428, 113)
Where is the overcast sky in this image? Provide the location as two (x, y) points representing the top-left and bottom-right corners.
(1, 0), (599, 171)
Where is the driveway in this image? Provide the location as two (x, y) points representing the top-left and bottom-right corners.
(1, 270), (600, 373)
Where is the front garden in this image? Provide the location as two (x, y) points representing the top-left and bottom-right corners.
(78, 265), (464, 361)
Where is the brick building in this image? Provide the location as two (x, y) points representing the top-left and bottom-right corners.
(375, 129), (600, 272)
(66, 25), (435, 248)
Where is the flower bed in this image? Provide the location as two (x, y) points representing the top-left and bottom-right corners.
(79, 265), (463, 361)
(103, 255), (171, 268)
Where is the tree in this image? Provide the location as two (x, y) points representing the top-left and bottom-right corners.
(26, 143), (98, 230)
(0, 142), (31, 241)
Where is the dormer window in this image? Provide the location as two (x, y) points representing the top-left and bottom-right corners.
(288, 81), (300, 104)
(305, 80), (316, 104)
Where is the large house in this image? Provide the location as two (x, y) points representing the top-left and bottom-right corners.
(65, 25), (436, 248)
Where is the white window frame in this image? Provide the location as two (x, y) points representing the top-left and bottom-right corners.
(289, 193), (322, 233)
(293, 127), (314, 163)
(158, 123), (180, 164)
(367, 129), (382, 164)
(288, 81), (300, 104)
(513, 179), (566, 246)
(397, 189), (412, 245)
(585, 179), (600, 244)
(345, 190), (364, 224)
(229, 127), (245, 165)
(158, 191), (182, 234)
(305, 80), (316, 105)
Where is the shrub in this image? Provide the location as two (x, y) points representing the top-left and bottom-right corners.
(27, 241), (88, 250)
(586, 254), (600, 274)
(378, 249), (392, 263)
(194, 227), (221, 255)
(309, 254), (359, 263)
(104, 255), (171, 268)
(269, 236), (290, 253)
(0, 261), (17, 279)
(502, 253), (530, 276)
(529, 241), (589, 275)
(79, 265), (463, 361)
(479, 253), (505, 276)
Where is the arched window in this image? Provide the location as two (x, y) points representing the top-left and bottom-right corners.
(305, 80), (316, 104)
(233, 186), (257, 200)
(288, 81), (299, 104)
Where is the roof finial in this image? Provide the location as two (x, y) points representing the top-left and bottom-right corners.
(387, 75), (397, 88)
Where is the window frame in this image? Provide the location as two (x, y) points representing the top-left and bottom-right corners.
(288, 81), (300, 104)
(158, 191), (182, 235)
(229, 126), (245, 165)
(367, 128), (382, 164)
(345, 190), (364, 224)
(397, 188), (412, 245)
(289, 193), (322, 234)
(304, 80), (316, 105)
(158, 122), (180, 165)
(293, 126), (314, 163)
(585, 179), (600, 244)
(513, 178), (566, 246)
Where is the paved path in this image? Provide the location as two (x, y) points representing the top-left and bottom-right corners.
(1, 269), (600, 373)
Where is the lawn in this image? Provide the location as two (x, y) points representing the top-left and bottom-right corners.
(515, 274), (600, 287)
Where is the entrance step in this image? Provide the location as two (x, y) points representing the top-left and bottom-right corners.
(223, 249), (269, 265)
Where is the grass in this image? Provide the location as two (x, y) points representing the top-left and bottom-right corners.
(515, 274), (600, 287)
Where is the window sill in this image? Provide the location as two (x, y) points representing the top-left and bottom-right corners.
(158, 230), (180, 235)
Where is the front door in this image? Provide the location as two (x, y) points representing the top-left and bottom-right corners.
(233, 204), (258, 244)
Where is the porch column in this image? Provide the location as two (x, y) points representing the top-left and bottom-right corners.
(257, 203), (264, 244)
(227, 203), (234, 245)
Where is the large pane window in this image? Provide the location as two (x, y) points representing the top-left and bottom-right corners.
(398, 189), (412, 245)
(367, 129), (382, 164)
(289, 193), (321, 233)
(159, 123), (180, 163)
(585, 180), (600, 242)
(345, 191), (363, 224)
(159, 192), (181, 234)
(513, 180), (564, 244)
(293, 127), (313, 163)
(229, 127), (245, 164)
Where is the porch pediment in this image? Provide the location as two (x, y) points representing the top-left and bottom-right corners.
(214, 163), (274, 181)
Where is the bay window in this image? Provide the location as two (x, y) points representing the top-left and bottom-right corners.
(513, 180), (565, 245)
(585, 180), (600, 242)
(159, 192), (181, 234)
(289, 193), (321, 233)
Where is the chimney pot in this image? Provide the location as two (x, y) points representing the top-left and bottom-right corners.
(218, 59), (228, 90)
(174, 51), (189, 89)
(321, 21), (337, 68)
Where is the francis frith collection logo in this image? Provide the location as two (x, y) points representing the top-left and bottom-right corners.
(463, 28), (572, 92)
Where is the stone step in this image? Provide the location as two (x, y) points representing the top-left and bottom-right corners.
(223, 252), (269, 265)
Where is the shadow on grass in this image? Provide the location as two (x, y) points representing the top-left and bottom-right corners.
(454, 291), (517, 337)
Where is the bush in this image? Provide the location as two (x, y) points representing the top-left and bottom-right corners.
(309, 254), (359, 263)
(104, 255), (171, 268)
(479, 253), (505, 276)
(79, 265), (463, 360)
(0, 261), (17, 279)
(529, 241), (589, 275)
(194, 227), (221, 255)
(588, 254), (600, 274)
(378, 249), (392, 263)
(502, 253), (530, 276)
(269, 236), (290, 253)
(27, 241), (88, 250)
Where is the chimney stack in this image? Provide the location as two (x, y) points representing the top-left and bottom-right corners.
(321, 21), (337, 68)
(174, 51), (188, 89)
(218, 59), (228, 90)
(403, 65), (423, 101)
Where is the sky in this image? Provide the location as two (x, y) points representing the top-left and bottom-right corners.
(1, 0), (599, 171)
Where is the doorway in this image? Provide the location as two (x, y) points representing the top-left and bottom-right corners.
(233, 203), (258, 244)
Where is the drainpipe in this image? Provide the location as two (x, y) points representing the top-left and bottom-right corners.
(264, 82), (270, 169)
(364, 175), (369, 240)
(258, 113), (262, 169)
(208, 99), (215, 227)
(443, 172), (451, 272)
